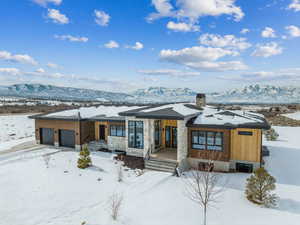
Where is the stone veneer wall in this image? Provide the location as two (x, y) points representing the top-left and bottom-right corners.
(107, 136), (126, 151)
(177, 118), (189, 170)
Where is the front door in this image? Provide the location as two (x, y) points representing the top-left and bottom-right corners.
(165, 126), (177, 148)
(99, 125), (106, 141)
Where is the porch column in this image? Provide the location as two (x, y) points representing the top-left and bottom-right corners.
(177, 119), (188, 167)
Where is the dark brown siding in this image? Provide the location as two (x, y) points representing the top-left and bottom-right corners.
(188, 127), (231, 162)
(80, 121), (95, 144)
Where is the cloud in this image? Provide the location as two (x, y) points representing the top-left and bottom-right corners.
(104, 40), (119, 48)
(54, 34), (88, 42)
(166, 21), (199, 32)
(36, 68), (45, 73)
(240, 28), (250, 34)
(285, 25), (300, 37)
(94, 10), (110, 26)
(222, 68), (300, 82)
(47, 62), (59, 69)
(147, 0), (244, 23)
(0, 68), (21, 76)
(126, 42), (144, 50)
(138, 69), (201, 77)
(0, 51), (38, 65)
(288, 0), (300, 11)
(47, 9), (69, 24)
(32, 0), (62, 7)
(199, 33), (251, 50)
(261, 27), (276, 38)
(251, 42), (283, 58)
(159, 46), (247, 71)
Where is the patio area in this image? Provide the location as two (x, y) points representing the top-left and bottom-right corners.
(150, 149), (177, 161)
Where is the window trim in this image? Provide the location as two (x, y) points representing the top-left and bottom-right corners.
(128, 121), (144, 149)
(110, 124), (125, 137)
(191, 130), (224, 152)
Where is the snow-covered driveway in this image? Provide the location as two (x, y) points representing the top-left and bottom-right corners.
(0, 127), (300, 225)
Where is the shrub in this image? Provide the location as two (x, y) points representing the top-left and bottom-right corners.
(77, 144), (92, 169)
(264, 128), (279, 141)
(108, 193), (123, 221)
(245, 167), (278, 207)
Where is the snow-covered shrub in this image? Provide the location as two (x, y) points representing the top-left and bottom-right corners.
(43, 154), (51, 168)
(77, 144), (92, 169)
(264, 128), (279, 141)
(116, 163), (124, 182)
(245, 167), (278, 207)
(108, 193), (123, 221)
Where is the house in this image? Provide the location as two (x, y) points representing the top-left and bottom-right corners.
(30, 94), (270, 173)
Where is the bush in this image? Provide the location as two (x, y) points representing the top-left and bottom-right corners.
(264, 128), (279, 141)
(245, 167), (278, 207)
(77, 144), (92, 169)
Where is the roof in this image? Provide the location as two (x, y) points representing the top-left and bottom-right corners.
(119, 103), (202, 120)
(30, 105), (141, 121)
(187, 106), (270, 129)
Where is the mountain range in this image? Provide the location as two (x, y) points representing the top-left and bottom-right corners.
(0, 83), (300, 104)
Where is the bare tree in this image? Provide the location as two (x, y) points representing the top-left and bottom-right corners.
(43, 154), (51, 168)
(108, 192), (124, 221)
(116, 162), (124, 182)
(184, 154), (227, 225)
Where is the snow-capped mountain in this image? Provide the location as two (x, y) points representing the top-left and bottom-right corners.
(1, 83), (300, 103)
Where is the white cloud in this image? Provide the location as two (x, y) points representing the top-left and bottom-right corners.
(199, 33), (251, 50)
(240, 28), (250, 34)
(166, 21), (199, 32)
(104, 40), (119, 49)
(47, 9), (69, 24)
(54, 34), (88, 42)
(47, 63), (59, 69)
(159, 46), (247, 71)
(36, 68), (45, 73)
(251, 42), (283, 58)
(0, 51), (38, 65)
(138, 69), (201, 77)
(288, 0), (300, 11)
(285, 25), (300, 37)
(261, 27), (276, 38)
(94, 10), (110, 26)
(32, 0), (62, 7)
(147, 0), (244, 22)
(0, 68), (21, 76)
(126, 42), (144, 50)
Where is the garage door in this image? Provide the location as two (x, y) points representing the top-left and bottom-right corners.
(59, 129), (75, 148)
(40, 128), (54, 145)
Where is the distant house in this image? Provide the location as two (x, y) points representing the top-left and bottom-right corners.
(30, 94), (270, 173)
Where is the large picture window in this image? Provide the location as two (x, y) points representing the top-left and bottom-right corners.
(110, 125), (125, 137)
(128, 121), (144, 149)
(192, 131), (223, 151)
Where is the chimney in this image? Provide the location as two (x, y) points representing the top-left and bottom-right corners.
(196, 93), (206, 108)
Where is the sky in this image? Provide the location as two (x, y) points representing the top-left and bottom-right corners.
(0, 0), (300, 93)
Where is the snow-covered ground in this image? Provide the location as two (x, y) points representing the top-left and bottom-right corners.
(0, 126), (300, 225)
(0, 114), (35, 152)
(284, 111), (300, 121)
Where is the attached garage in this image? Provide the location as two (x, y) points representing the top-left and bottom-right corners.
(40, 128), (54, 145)
(59, 129), (75, 148)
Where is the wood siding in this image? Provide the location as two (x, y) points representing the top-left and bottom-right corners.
(94, 121), (125, 142)
(188, 127), (231, 162)
(230, 128), (262, 163)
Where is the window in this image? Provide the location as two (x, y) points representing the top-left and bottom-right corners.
(110, 125), (125, 137)
(192, 131), (223, 151)
(128, 121), (144, 149)
(154, 120), (161, 147)
(238, 131), (253, 136)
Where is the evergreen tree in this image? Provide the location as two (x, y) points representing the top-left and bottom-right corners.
(77, 144), (92, 169)
(245, 167), (278, 207)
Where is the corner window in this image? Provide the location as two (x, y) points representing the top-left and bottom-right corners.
(110, 125), (125, 137)
(128, 121), (144, 149)
(192, 131), (223, 151)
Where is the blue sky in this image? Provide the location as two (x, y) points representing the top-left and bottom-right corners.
(0, 0), (300, 93)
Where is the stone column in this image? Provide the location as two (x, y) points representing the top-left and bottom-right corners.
(177, 118), (189, 170)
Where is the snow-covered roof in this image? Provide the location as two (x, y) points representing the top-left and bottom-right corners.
(119, 103), (202, 120)
(35, 105), (142, 120)
(188, 106), (270, 129)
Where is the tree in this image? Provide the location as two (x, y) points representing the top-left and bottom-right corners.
(77, 144), (92, 169)
(108, 192), (123, 221)
(184, 161), (226, 225)
(245, 167), (278, 207)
